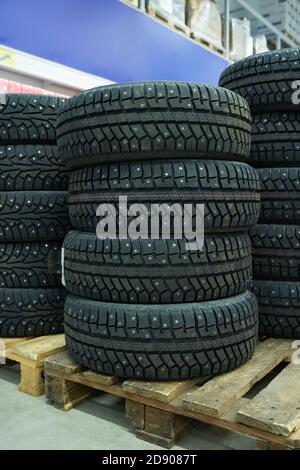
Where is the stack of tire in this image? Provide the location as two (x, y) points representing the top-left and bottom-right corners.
(219, 48), (300, 339)
(0, 94), (70, 337)
(57, 82), (260, 380)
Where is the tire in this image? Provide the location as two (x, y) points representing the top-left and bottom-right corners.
(64, 290), (258, 380)
(0, 94), (66, 144)
(0, 287), (66, 337)
(259, 168), (300, 224)
(250, 224), (300, 281)
(57, 82), (251, 167)
(219, 48), (300, 111)
(69, 160), (260, 233)
(250, 112), (300, 167)
(0, 241), (62, 288)
(63, 230), (252, 303)
(253, 280), (300, 339)
(0, 145), (69, 190)
(0, 191), (70, 242)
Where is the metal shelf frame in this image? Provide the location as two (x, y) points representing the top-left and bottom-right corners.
(224, 0), (298, 55)
(134, 0), (299, 60)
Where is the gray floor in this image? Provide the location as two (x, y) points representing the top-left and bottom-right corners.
(0, 365), (254, 450)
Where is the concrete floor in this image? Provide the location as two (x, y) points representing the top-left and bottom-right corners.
(0, 365), (254, 450)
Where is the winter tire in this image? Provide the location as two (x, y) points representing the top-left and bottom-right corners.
(64, 290), (258, 380)
(253, 280), (300, 339)
(69, 160), (260, 233)
(63, 230), (253, 303)
(57, 82), (251, 167)
(0, 287), (66, 337)
(219, 49), (300, 111)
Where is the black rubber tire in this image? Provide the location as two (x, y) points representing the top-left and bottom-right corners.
(250, 224), (300, 281)
(253, 280), (300, 339)
(0, 94), (66, 144)
(63, 230), (252, 303)
(0, 287), (66, 337)
(250, 112), (300, 167)
(0, 191), (70, 242)
(69, 160), (260, 233)
(0, 241), (62, 288)
(0, 145), (69, 190)
(64, 291), (258, 380)
(57, 82), (251, 167)
(219, 48), (300, 111)
(259, 168), (300, 224)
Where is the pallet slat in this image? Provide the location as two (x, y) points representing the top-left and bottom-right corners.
(0, 337), (33, 353)
(123, 378), (200, 403)
(182, 339), (292, 417)
(44, 350), (83, 375)
(79, 369), (119, 386)
(0, 334), (66, 396)
(7, 334), (66, 366)
(238, 362), (300, 437)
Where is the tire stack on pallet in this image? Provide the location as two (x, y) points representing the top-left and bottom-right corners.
(219, 48), (300, 338)
(57, 81), (260, 380)
(0, 94), (70, 338)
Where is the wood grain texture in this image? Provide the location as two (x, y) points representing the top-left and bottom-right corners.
(183, 339), (293, 417)
(7, 334), (66, 365)
(123, 378), (200, 403)
(238, 362), (300, 437)
(45, 350), (83, 375)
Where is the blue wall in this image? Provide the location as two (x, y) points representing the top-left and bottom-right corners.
(1, 0), (229, 85)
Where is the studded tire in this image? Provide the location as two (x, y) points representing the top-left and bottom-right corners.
(251, 112), (300, 167)
(69, 160), (260, 234)
(64, 290), (258, 380)
(253, 280), (300, 339)
(259, 167), (300, 224)
(0, 145), (69, 190)
(0, 241), (62, 288)
(0, 287), (66, 337)
(63, 230), (252, 304)
(0, 94), (66, 144)
(251, 224), (300, 281)
(57, 82), (251, 167)
(0, 191), (70, 242)
(219, 48), (300, 111)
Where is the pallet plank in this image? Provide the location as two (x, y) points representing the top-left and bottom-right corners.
(79, 369), (119, 386)
(7, 334), (66, 365)
(255, 439), (291, 451)
(45, 350), (83, 375)
(183, 339), (293, 417)
(0, 337), (33, 351)
(123, 378), (200, 403)
(238, 362), (300, 437)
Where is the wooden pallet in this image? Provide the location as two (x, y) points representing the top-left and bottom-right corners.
(0, 335), (66, 396)
(190, 32), (225, 57)
(44, 338), (300, 449)
(123, 0), (139, 7)
(146, 6), (190, 36)
(146, 6), (225, 58)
